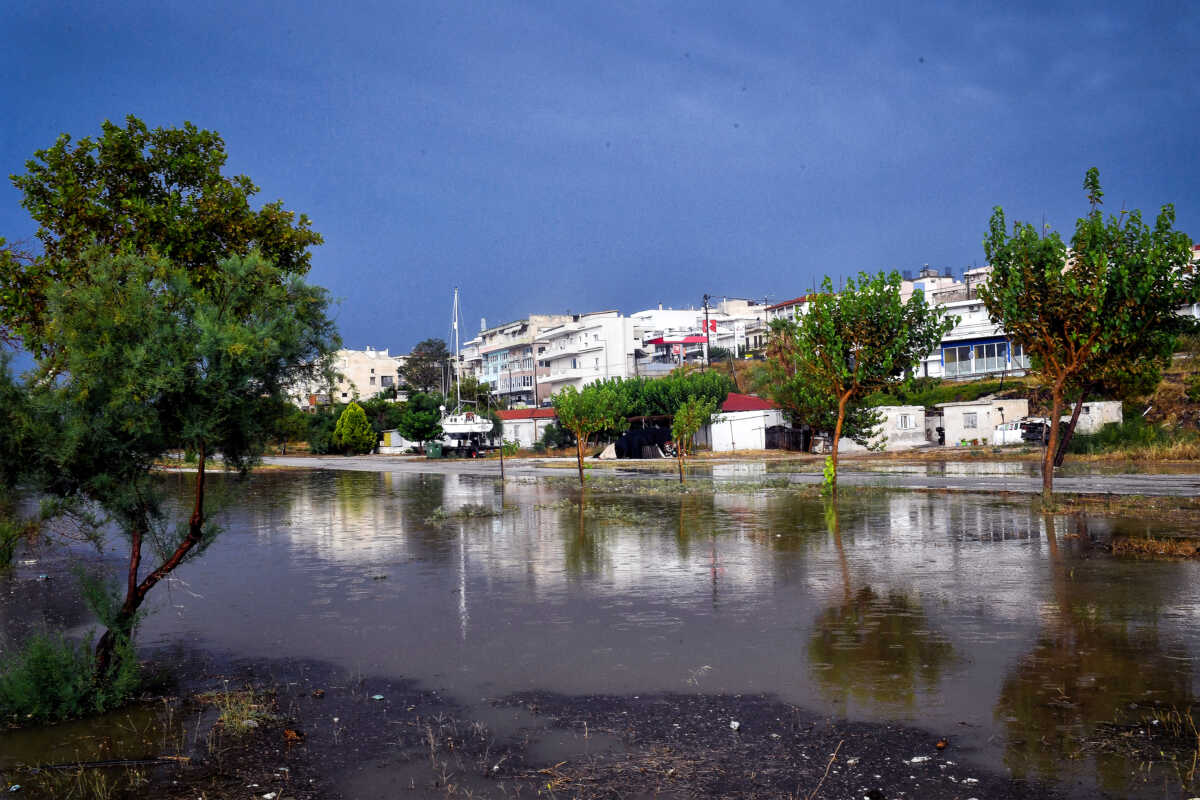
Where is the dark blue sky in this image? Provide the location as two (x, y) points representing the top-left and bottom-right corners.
(3, 1), (1198, 351)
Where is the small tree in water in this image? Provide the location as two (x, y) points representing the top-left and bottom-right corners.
(766, 272), (951, 495)
(671, 396), (718, 483)
(552, 383), (627, 486)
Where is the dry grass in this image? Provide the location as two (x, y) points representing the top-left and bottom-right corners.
(1110, 535), (1200, 559)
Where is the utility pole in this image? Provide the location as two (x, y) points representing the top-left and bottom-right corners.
(702, 294), (712, 368)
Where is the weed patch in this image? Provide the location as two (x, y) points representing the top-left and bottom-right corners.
(0, 632), (139, 723)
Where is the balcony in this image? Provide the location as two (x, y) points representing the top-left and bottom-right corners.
(537, 368), (590, 384)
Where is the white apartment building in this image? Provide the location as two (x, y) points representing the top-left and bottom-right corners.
(475, 314), (572, 407)
(536, 311), (641, 394)
(332, 346), (404, 403)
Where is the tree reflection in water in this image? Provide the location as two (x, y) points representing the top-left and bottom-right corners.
(808, 502), (955, 713)
(995, 513), (1197, 795)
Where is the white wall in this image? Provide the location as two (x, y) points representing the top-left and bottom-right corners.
(838, 405), (927, 452)
(940, 399), (1029, 445)
(1065, 400), (1123, 435)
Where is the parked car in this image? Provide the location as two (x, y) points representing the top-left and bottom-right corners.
(1019, 417), (1051, 444)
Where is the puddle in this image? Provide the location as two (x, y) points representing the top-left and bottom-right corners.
(3, 468), (1198, 798)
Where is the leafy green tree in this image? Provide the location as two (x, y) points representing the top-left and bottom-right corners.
(458, 374), (493, 409)
(333, 402), (377, 454)
(359, 395), (405, 436)
(401, 339), (450, 394)
(397, 392), (444, 446)
(766, 273), (951, 494)
(269, 402), (311, 455)
(11, 250), (335, 680)
(3, 116), (321, 348)
(980, 169), (1197, 498)
(605, 370), (732, 419)
(552, 383), (628, 486)
(305, 406), (341, 454)
(766, 315), (883, 446)
(670, 396), (718, 483)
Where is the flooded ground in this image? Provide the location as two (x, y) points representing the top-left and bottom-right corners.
(2, 466), (1199, 798)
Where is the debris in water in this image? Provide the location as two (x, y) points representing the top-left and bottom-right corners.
(312, 688), (325, 698)
(729, 720), (740, 731)
(935, 737), (949, 750)
(909, 755), (931, 763)
(372, 694), (385, 701)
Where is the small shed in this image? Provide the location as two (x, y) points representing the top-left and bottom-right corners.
(936, 398), (1029, 446)
(495, 407), (558, 449)
(695, 393), (787, 452)
(1063, 400), (1123, 434)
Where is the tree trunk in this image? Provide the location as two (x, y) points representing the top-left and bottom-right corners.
(575, 433), (585, 486)
(1042, 384), (1064, 502)
(677, 444), (685, 484)
(830, 392), (850, 497)
(95, 441), (209, 681)
(1053, 392), (1087, 468)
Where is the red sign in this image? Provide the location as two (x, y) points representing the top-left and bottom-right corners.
(671, 344), (683, 355)
(708, 319), (718, 332)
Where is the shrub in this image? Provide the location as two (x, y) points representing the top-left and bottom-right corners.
(333, 402), (376, 454)
(0, 632), (139, 722)
(1067, 416), (1200, 456)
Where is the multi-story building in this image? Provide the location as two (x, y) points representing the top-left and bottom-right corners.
(476, 314), (572, 407)
(535, 311), (642, 394)
(331, 346), (405, 403)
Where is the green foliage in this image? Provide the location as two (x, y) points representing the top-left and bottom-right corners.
(670, 395), (719, 451)
(397, 392), (444, 444)
(821, 456), (836, 496)
(333, 402), (377, 454)
(3, 115), (321, 347)
(865, 378), (1008, 408)
(537, 422), (575, 451)
(980, 169), (1197, 496)
(401, 338), (450, 393)
(707, 346), (733, 361)
(765, 272), (952, 490)
(1186, 374), (1200, 404)
(305, 407), (340, 454)
(1066, 416), (1199, 455)
(606, 370), (733, 419)
(552, 382), (629, 484)
(670, 395), (718, 483)
(0, 632), (139, 723)
(359, 396), (405, 435)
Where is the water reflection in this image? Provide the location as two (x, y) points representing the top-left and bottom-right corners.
(995, 514), (1197, 794)
(808, 503), (956, 712)
(11, 469), (1195, 799)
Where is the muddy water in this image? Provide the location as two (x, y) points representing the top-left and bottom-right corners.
(4, 468), (1200, 797)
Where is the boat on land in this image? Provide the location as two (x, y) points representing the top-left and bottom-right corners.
(440, 288), (493, 442)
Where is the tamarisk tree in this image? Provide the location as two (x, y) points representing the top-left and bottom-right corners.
(670, 396), (719, 484)
(980, 169), (1196, 498)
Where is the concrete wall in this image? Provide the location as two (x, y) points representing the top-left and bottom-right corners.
(499, 416), (555, 449)
(1066, 400), (1123, 435)
(939, 399), (1029, 445)
(838, 405), (927, 453)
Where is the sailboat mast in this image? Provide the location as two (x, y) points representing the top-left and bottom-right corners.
(452, 287), (462, 408)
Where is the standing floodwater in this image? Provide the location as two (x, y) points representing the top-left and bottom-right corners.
(4, 467), (1198, 797)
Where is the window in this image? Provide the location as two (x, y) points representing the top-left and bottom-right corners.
(380, 375), (393, 386)
(341, 392), (348, 399)
(594, 358), (599, 369)
(369, 376), (376, 385)
(1011, 342), (1030, 368)
(973, 342), (1004, 373)
(944, 345), (971, 377)
(898, 414), (915, 430)
(963, 412), (978, 429)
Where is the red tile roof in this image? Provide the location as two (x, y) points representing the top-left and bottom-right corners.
(721, 393), (780, 412)
(766, 295), (809, 311)
(496, 408), (558, 420)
